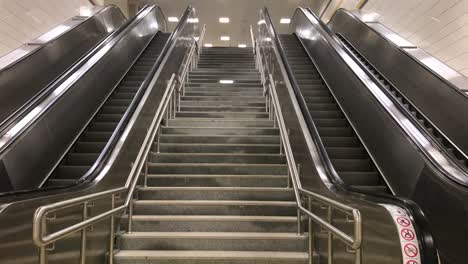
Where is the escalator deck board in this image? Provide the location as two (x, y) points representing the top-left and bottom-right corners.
(49, 32), (171, 183)
(279, 34), (389, 194)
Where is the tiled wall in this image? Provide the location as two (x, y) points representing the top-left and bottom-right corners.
(0, 0), (92, 57)
(362, 0), (468, 77)
(322, 0), (468, 77)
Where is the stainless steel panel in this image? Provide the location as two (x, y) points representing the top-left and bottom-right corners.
(0, 5), (126, 131)
(0, 5), (197, 264)
(328, 9), (468, 158)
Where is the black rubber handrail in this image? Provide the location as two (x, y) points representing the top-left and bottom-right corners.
(0, 5), (185, 199)
(336, 33), (468, 177)
(331, 8), (468, 100)
(262, 7), (438, 264)
(0, 5), (162, 138)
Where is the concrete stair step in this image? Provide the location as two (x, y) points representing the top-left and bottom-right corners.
(161, 126), (279, 136)
(150, 153), (286, 163)
(167, 118), (274, 128)
(181, 96), (264, 102)
(160, 134), (280, 144)
(184, 91), (264, 97)
(122, 215), (297, 232)
(118, 232), (306, 251)
(145, 174), (288, 187)
(132, 200), (297, 216)
(114, 250), (308, 264)
(180, 105), (266, 112)
(138, 187), (294, 201)
(157, 143), (281, 153)
(180, 100), (265, 107)
(146, 163), (288, 175)
(176, 111), (268, 119)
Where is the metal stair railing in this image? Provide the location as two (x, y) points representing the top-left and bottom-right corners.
(255, 29), (362, 264)
(32, 31), (203, 264)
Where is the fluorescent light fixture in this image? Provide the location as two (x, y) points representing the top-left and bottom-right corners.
(188, 18), (199, 23)
(238, 44), (247, 48)
(219, 80), (234, 84)
(194, 36), (200, 41)
(280, 18), (291, 24)
(257, 19), (266, 25)
(220, 36), (230, 41)
(219, 17), (230, 23)
(204, 43), (213, 47)
(168, 17), (179, 22)
(265, 37), (272, 42)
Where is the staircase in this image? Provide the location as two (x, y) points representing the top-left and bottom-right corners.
(113, 47), (309, 263)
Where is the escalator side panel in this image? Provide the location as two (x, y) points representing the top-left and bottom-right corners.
(0, 9), (163, 192)
(292, 11), (468, 264)
(47, 33), (171, 186)
(328, 9), (468, 157)
(0, 6), (126, 127)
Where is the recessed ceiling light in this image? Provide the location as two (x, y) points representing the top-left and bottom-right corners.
(204, 43), (213, 47)
(168, 17), (179, 22)
(219, 80), (234, 84)
(238, 44), (247, 48)
(188, 18), (199, 23)
(280, 18), (291, 24)
(219, 17), (230, 23)
(220, 36), (230, 41)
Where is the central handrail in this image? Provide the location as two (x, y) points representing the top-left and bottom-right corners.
(254, 24), (362, 262)
(32, 8), (200, 264)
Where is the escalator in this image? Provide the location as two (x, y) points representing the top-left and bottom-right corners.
(279, 34), (390, 194)
(47, 32), (170, 187)
(0, 5), (126, 134)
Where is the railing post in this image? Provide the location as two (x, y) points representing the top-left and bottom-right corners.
(109, 194), (116, 264)
(39, 217), (47, 264)
(80, 202), (89, 264)
(297, 209), (302, 235)
(128, 199), (134, 233)
(327, 206), (333, 264)
(156, 128), (161, 154)
(143, 155), (149, 187)
(308, 196), (313, 264)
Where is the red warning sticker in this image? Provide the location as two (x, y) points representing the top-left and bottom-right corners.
(381, 204), (421, 264)
(401, 228), (415, 241)
(403, 243), (419, 258)
(396, 216), (411, 227)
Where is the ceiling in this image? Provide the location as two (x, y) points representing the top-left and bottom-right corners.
(126, 0), (312, 47)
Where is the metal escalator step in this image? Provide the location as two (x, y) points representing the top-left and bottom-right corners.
(101, 106), (128, 114)
(317, 127), (353, 137)
(95, 114), (124, 122)
(107, 99), (132, 107)
(309, 110), (343, 119)
(88, 122), (119, 132)
(326, 147), (367, 159)
(314, 118), (347, 127)
(337, 172), (381, 186)
(81, 131), (112, 141)
(74, 141), (107, 152)
(322, 137), (359, 147)
(351, 185), (389, 193)
(112, 92), (137, 100)
(65, 153), (100, 165)
(55, 165), (90, 179)
(306, 103), (339, 111)
(331, 158), (375, 172)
